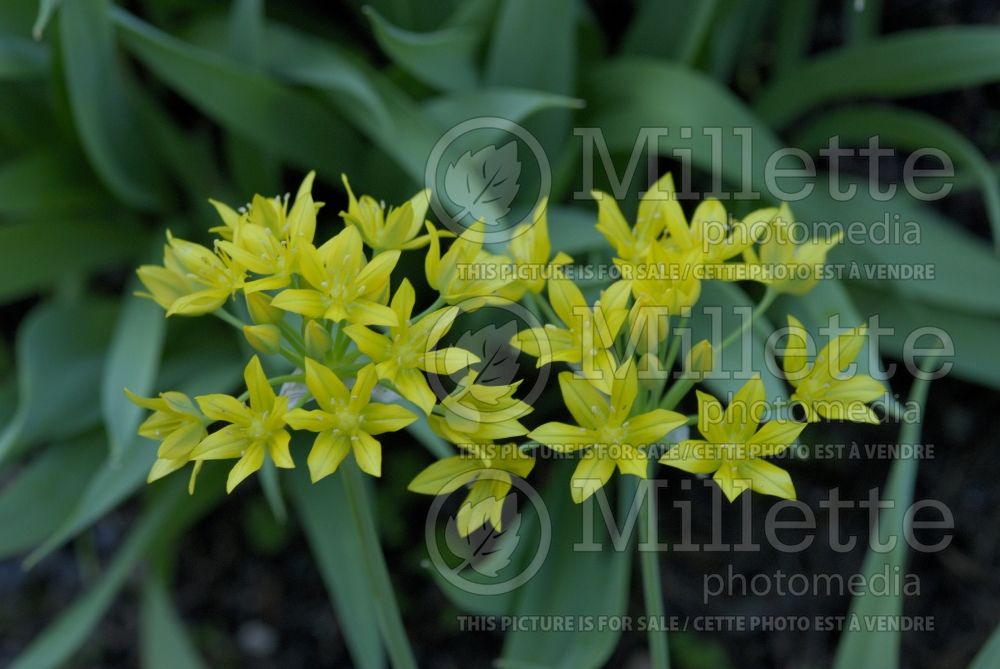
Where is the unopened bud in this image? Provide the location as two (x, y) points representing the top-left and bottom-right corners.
(685, 340), (714, 374)
(305, 320), (333, 360)
(243, 324), (281, 355)
(246, 292), (282, 325)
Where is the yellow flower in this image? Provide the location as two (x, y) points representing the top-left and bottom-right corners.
(659, 377), (805, 502)
(529, 360), (687, 503)
(272, 225), (400, 326)
(409, 442), (534, 536)
(216, 172), (321, 293)
(428, 371), (531, 443)
(593, 173), (683, 263)
(191, 356), (294, 493)
(510, 278), (630, 394)
(137, 232), (244, 316)
(286, 360), (417, 480)
(425, 221), (511, 307)
(344, 279), (479, 413)
(784, 315), (885, 423)
(743, 203), (842, 295)
(341, 175), (439, 251)
(505, 197), (573, 297)
(125, 388), (207, 492)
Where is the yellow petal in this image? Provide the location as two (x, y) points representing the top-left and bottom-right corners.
(226, 442), (265, 492)
(269, 430), (294, 468)
(571, 450), (615, 503)
(272, 289), (326, 319)
(352, 431), (382, 477)
(557, 371), (609, 429)
(408, 456), (483, 495)
(304, 358), (350, 410)
(307, 431), (351, 482)
(394, 368), (437, 414)
(244, 356), (275, 412)
(527, 422), (595, 451)
(195, 394), (251, 425)
(659, 439), (721, 474)
(742, 459), (795, 500)
(361, 404), (416, 435)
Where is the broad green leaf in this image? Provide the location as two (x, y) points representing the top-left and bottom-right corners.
(756, 27), (1000, 127)
(0, 299), (117, 465)
(25, 346), (243, 566)
(848, 285), (1000, 390)
(547, 205), (606, 255)
(844, 0), (881, 43)
(0, 36), (48, 79)
(585, 58), (1000, 315)
(103, 284), (166, 460)
(0, 149), (109, 217)
(112, 8), (363, 180)
(969, 623), (1000, 669)
(772, 0), (817, 75)
(365, 6), (480, 91)
(423, 88), (583, 130)
(32, 0), (62, 38)
(0, 220), (143, 302)
(10, 474), (221, 669)
(484, 0), (576, 157)
(59, 0), (165, 210)
(141, 572), (208, 669)
(792, 105), (1000, 252)
(0, 433), (104, 558)
(688, 282), (787, 403)
(499, 461), (631, 668)
(287, 463), (386, 669)
(832, 360), (933, 669)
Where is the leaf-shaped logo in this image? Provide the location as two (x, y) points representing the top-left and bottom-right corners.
(453, 321), (520, 388)
(443, 141), (521, 226)
(444, 498), (522, 578)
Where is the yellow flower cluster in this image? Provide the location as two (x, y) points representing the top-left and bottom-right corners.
(128, 170), (886, 537)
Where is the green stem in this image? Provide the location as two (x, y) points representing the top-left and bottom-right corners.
(411, 296), (446, 322)
(659, 289), (776, 411)
(212, 308), (245, 330)
(527, 290), (562, 326)
(639, 460), (670, 669)
(341, 464), (417, 669)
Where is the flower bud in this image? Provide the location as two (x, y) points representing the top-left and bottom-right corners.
(305, 320), (333, 360)
(245, 292), (282, 325)
(685, 340), (714, 374)
(243, 324), (281, 355)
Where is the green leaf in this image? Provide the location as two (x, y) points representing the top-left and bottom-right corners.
(0, 219), (143, 303)
(0, 149), (110, 217)
(112, 8), (363, 180)
(0, 36), (48, 79)
(103, 285), (166, 460)
(792, 105), (1000, 253)
(689, 282), (787, 403)
(287, 463), (386, 669)
(969, 623), (1000, 669)
(832, 359), (933, 669)
(25, 347), (243, 566)
(140, 572), (208, 669)
(847, 284), (1000, 390)
(365, 6), (479, 91)
(584, 58), (1000, 315)
(0, 433), (105, 559)
(423, 88), (584, 130)
(0, 299), (117, 465)
(756, 27), (1000, 127)
(10, 474), (221, 669)
(59, 0), (165, 210)
(499, 462), (631, 668)
(32, 0), (62, 39)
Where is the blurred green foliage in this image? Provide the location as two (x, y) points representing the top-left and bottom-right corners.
(2, 0), (1000, 667)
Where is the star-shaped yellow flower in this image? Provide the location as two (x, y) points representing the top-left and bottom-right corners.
(137, 232), (245, 316)
(285, 360), (417, 480)
(510, 278), (630, 394)
(429, 371), (532, 444)
(409, 441), (535, 536)
(191, 356), (293, 493)
(341, 175), (440, 251)
(344, 279), (479, 414)
(784, 315), (885, 423)
(743, 203), (841, 295)
(504, 197), (573, 298)
(272, 225), (400, 326)
(659, 376), (805, 502)
(425, 221), (511, 308)
(125, 388), (208, 491)
(529, 360), (687, 503)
